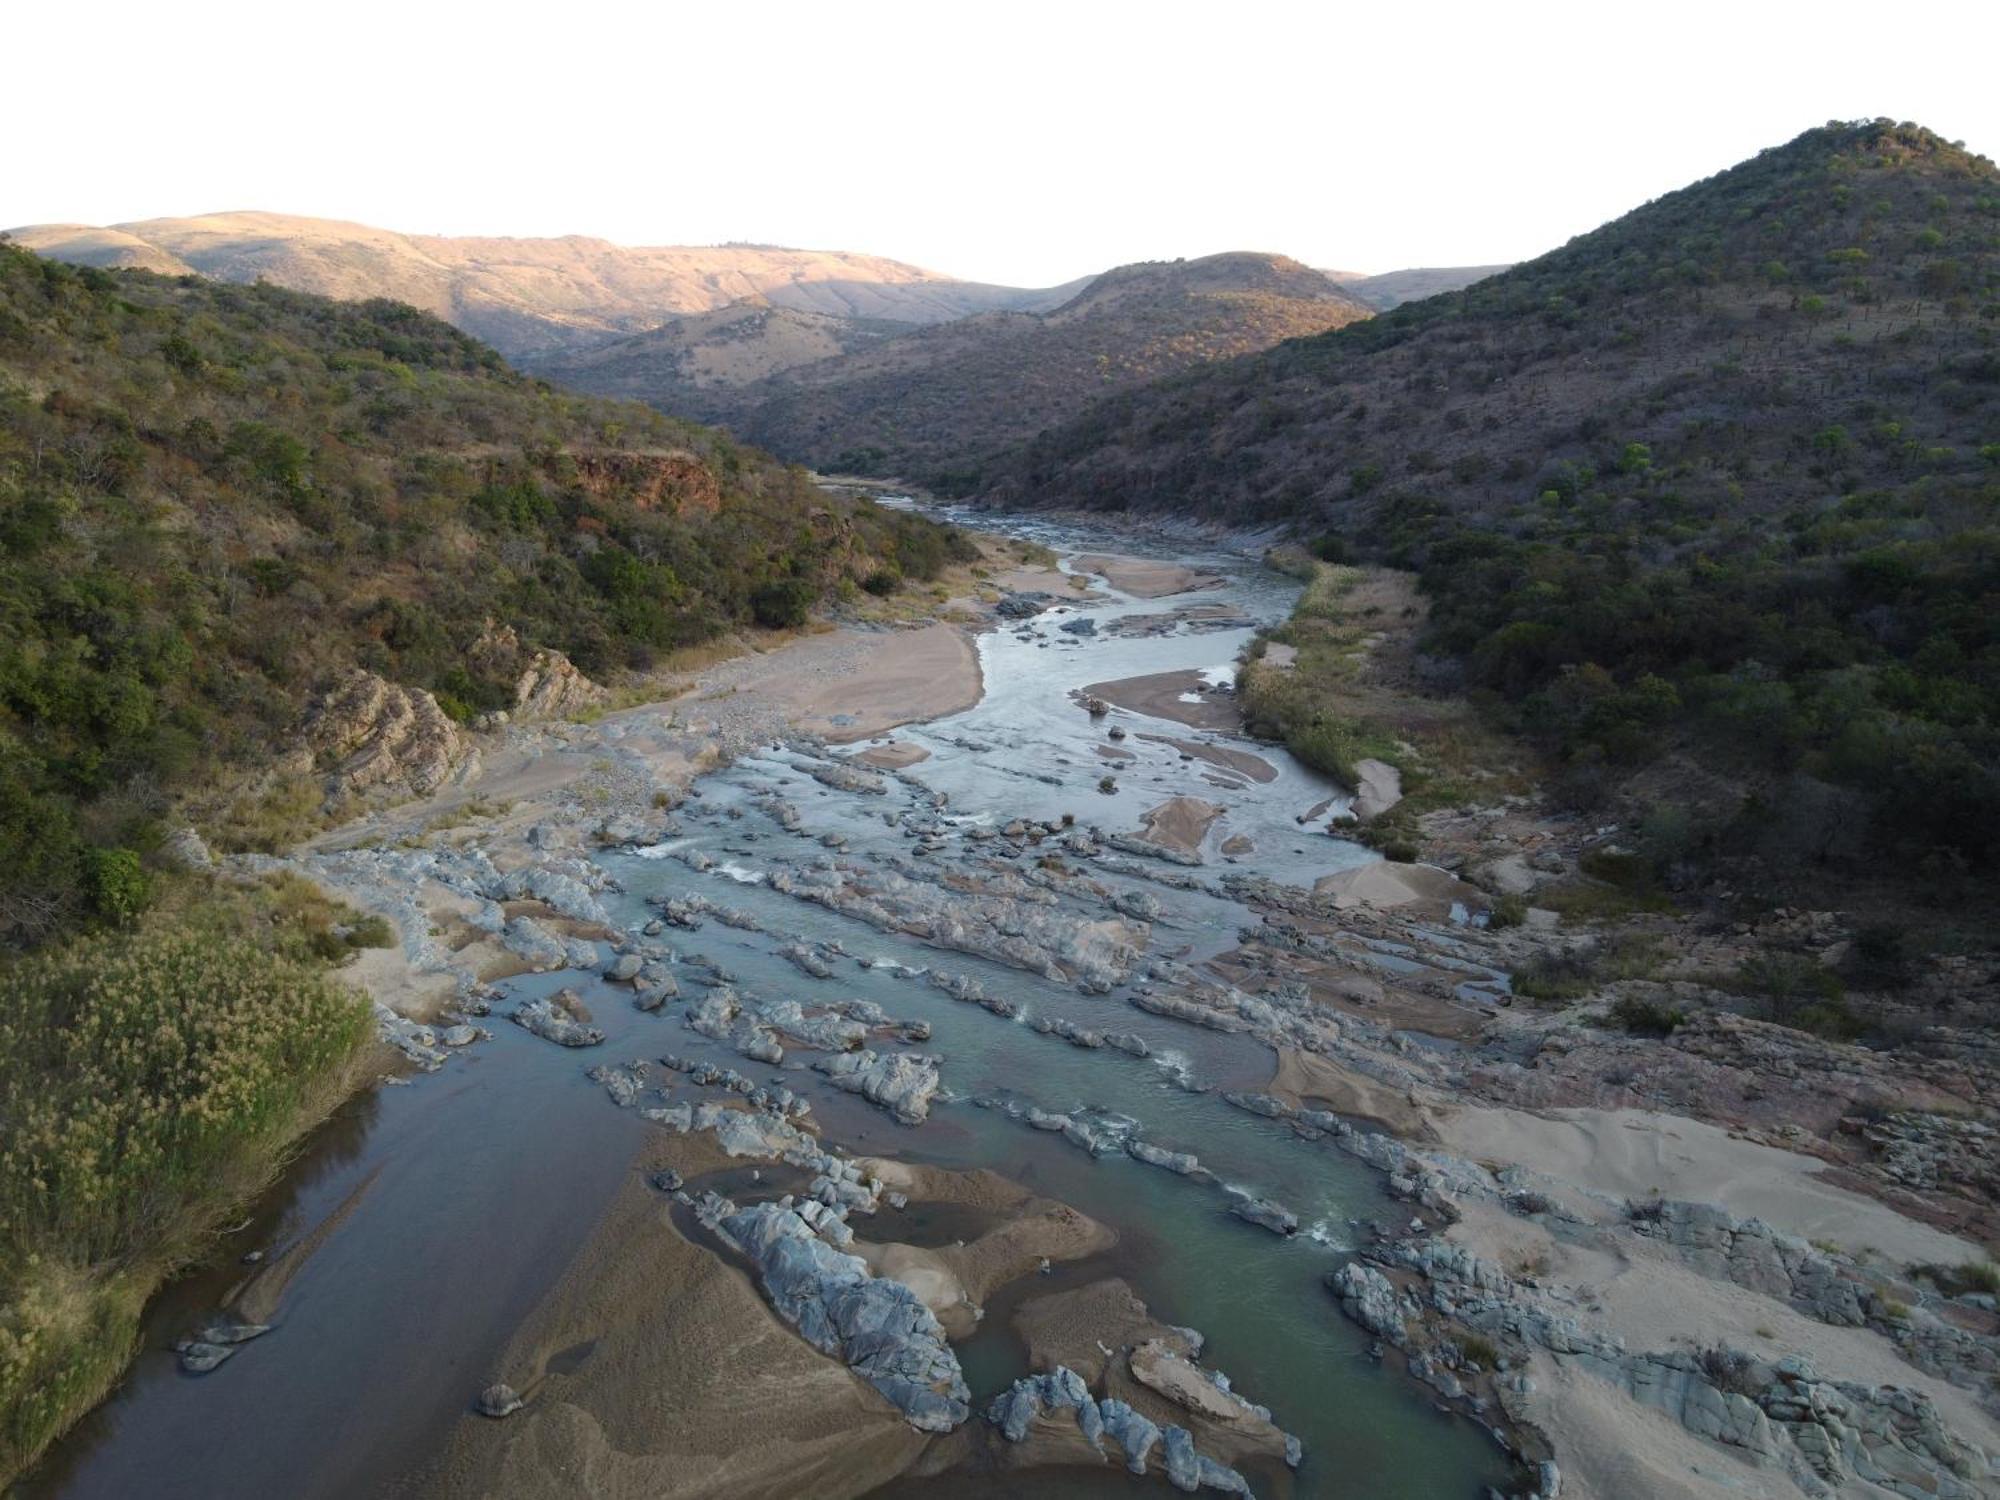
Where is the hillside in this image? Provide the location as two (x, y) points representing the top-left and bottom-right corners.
(0, 244), (974, 943)
(573, 252), (1374, 484)
(989, 121), (2000, 884)
(531, 298), (905, 408)
(4, 213), (1080, 362)
(1329, 264), (1513, 310)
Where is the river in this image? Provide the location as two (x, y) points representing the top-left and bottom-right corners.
(26, 511), (1515, 1499)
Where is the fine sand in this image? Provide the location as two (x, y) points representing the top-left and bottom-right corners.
(1132, 795), (1225, 857)
(853, 739), (932, 770)
(854, 1158), (1116, 1338)
(1080, 670), (1240, 731)
(1313, 860), (1487, 915)
(693, 621), (983, 744)
(1268, 1048), (1434, 1138)
(424, 1138), (926, 1500)
(1438, 1106), (1986, 1265)
(1070, 553), (1226, 599)
(1136, 732), (1278, 784)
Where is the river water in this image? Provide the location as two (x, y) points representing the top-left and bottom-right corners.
(27, 514), (1513, 1499)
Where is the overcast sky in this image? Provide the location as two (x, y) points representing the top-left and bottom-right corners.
(10, 0), (1997, 288)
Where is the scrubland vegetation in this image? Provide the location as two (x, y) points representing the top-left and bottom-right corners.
(1003, 122), (2000, 902)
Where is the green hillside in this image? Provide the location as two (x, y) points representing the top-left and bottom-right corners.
(990, 121), (2000, 882)
(0, 244), (971, 942)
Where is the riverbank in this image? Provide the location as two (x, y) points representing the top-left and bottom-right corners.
(28, 515), (1999, 1500)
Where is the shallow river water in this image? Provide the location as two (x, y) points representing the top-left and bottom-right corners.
(28, 515), (1514, 1499)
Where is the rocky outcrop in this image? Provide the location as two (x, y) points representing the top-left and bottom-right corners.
(510, 994), (604, 1047)
(301, 669), (466, 801)
(812, 1050), (941, 1125)
(704, 1196), (969, 1432)
(469, 622), (604, 722)
(985, 1366), (1257, 1494)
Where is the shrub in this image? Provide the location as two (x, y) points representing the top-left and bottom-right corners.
(1610, 995), (1686, 1036)
(862, 567), (903, 596)
(82, 849), (151, 926)
(750, 579), (815, 629)
(0, 903), (371, 1478)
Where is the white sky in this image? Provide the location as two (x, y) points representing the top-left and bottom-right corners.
(9, 0), (1997, 288)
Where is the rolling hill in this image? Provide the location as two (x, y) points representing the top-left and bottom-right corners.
(1328, 264), (1514, 310)
(3, 213), (1082, 362)
(985, 120), (2000, 879)
(559, 252), (1375, 483)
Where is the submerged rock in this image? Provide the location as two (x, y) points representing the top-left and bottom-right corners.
(475, 1383), (525, 1418)
(510, 995), (604, 1048)
(1226, 1191), (1298, 1236)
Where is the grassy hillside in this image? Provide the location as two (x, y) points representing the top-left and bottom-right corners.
(0, 243), (981, 1480)
(600, 252), (1374, 487)
(0, 243), (973, 943)
(990, 121), (2000, 887)
(6, 213), (1078, 361)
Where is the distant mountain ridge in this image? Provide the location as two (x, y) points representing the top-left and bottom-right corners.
(549, 251), (1375, 482)
(1328, 264), (1514, 309)
(3, 212), (1085, 361)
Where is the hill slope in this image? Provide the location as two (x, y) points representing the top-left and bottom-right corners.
(565, 253), (1374, 483)
(530, 298), (906, 405)
(0, 244), (973, 941)
(5, 213), (1080, 362)
(990, 121), (2000, 878)
(1328, 264), (1514, 310)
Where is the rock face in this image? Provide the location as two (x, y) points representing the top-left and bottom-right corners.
(469, 622), (604, 721)
(301, 669), (466, 800)
(708, 1198), (970, 1432)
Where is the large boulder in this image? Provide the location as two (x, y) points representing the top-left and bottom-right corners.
(302, 669), (466, 800)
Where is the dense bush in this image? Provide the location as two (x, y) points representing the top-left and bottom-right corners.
(0, 243), (975, 944)
(0, 896), (372, 1479)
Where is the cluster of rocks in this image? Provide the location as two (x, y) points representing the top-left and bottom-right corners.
(987, 1367), (1257, 1494)
(512, 989), (605, 1048)
(812, 1049), (943, 1125)
(765, 858), (1143, 993)
(1306, 1117), (1998, 1499)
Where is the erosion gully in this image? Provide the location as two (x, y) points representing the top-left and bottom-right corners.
(27, 511), (1513, 1499)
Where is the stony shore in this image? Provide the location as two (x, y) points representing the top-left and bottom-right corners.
(238, 531), (1999, 1500)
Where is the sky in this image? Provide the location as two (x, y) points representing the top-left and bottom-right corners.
(9, 0), (1998, 288)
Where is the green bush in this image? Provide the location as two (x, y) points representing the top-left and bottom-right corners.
(82, 849), (151, 926)
(0, 902), (371, 1479)
(1610, 995), (1686, 1036)
(750, 579), (815, 629)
